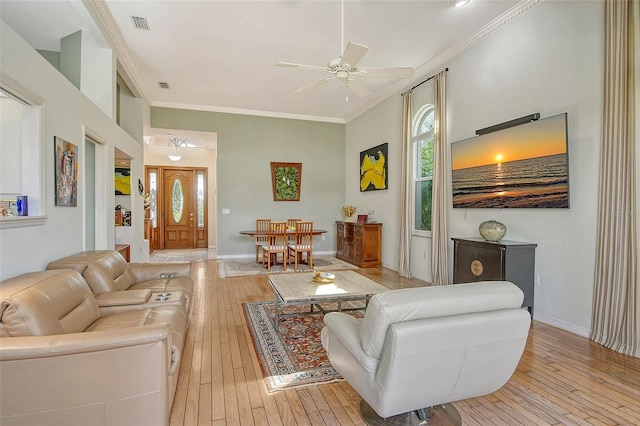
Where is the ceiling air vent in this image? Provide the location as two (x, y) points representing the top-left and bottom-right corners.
(158, 82), (170, 89)
(130, 16), (150, 30)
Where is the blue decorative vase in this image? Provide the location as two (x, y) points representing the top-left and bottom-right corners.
(16, 196), (28, 216)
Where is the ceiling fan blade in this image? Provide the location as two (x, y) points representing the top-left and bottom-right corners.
(347, 78), (371, 98)
(339, 42), (368, 68)
(359, 67), (414, 79)
(276, 62), (328, 72)
(294, 76), (334, 94)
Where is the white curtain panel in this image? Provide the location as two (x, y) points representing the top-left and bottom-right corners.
(430, 71), (449, 286)
(590, 0), (638, 358)
(399, 91), (413, 278)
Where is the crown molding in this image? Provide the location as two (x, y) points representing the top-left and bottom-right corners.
(84, 0), (151, 103)
(412, 0), (545, 87)
(152, 101), (346, 124)
(346, 0), (545, 123)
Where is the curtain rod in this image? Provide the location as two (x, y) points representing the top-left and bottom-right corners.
(408, 67), (449, 92)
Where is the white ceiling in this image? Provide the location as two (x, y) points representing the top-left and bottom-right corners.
(1, 0), (524, 124)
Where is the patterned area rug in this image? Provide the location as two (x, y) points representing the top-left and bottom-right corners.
(219, 256), (357, 278)
(242, 300), (364, 393)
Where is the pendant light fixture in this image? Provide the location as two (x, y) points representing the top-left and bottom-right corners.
(167, 134), (188, 161)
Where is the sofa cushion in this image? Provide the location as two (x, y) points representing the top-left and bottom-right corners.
(0, 270), (100, 337)
(359, 281), (525, 359)
(46, 251), (194, 310)
(46, 250), (136, 295)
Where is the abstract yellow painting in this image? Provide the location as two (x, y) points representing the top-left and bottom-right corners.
(115, 168), (131, 195)
(360, 143), (388, 192)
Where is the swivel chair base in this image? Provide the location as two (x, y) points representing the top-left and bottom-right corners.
(360, 399), (462, 426)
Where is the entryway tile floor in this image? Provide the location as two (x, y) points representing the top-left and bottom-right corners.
(149, 248), (217, 263)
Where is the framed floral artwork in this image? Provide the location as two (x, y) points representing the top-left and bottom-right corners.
(271, 162), (301, 201)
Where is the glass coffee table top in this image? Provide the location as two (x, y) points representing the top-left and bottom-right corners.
(268, 270), (388, 303)
(268, 270), (388, 328)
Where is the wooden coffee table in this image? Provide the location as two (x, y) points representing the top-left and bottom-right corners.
(268, 270), (388, 328)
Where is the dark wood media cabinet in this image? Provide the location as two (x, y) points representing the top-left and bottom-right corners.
(452, 237), (536, 315)
(336, 221), (382, 268)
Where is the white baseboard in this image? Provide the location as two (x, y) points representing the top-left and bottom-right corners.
(533, 314), (590, 338)
(216, 254), (254, 260)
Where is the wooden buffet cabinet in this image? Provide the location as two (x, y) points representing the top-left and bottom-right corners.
(335, 221), (382, 268)
(452, 237), (537, 315)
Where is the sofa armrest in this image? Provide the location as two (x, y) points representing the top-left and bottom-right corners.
(0, 324), (170, 361)
(128, 262), (191, 282)
(94, 289), (152, 307)
(322, 312), (380, 373)
(0, 325), (172, 425)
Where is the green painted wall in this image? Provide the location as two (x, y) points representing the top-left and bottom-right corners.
(36, 50), (60, 70)
(151, 107), (346, 256)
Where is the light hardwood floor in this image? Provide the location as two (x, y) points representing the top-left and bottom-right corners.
(170, 260), (640, 426)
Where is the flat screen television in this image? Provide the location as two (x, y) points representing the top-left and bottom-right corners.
(451, 113), (569, 208)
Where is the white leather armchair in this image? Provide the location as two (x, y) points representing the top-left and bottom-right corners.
(320, 281), (531, 424)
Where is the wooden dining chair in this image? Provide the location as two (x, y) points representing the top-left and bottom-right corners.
(287, 218), (301, 243)
(255, 219), (271, 263)
(287, 221), (313, 271)
(261, 221), (288, 271)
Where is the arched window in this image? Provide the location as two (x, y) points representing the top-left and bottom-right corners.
(412, 104), (435, 234)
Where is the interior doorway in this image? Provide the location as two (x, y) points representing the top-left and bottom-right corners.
(146, 166), (208, 250)
(84, 137), (96, 250)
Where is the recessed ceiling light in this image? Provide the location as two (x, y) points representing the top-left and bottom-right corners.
(451, 0), (471, 7)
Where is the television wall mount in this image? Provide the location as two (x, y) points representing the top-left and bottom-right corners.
(475, 113), (540, 136)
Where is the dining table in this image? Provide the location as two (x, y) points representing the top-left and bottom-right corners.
(239, 228), (327, 266)
(239, 228), (328, 238)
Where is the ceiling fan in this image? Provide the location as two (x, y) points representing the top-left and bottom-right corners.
(276, 1), (413, 100)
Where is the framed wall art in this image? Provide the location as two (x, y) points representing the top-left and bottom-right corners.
(271, 162), (301, 201)
(54, 136), (78, 206)
(115, 167), (131, 195)
(451, 113), (569, 208)
(360, 143), (388, 192)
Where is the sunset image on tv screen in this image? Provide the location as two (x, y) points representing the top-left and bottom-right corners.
(451, 113), (569, 208)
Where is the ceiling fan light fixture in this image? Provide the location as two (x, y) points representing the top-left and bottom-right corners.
(275, 0), (412, 100)
(451, 0), (471, 7)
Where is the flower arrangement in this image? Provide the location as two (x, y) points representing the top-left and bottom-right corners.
(342, 205), (356, 218)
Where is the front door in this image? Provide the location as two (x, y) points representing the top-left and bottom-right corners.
(164, 169), (194, 249)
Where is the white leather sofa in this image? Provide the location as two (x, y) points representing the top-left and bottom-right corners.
(321, 281), (531, 422)
(46, 250), (194, 313)
(0, 269), (189, 426)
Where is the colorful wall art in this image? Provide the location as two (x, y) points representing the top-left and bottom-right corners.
(271, 162), (301, 201)
(360, 143), (388, 192)
(54, 136), (78, 207)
